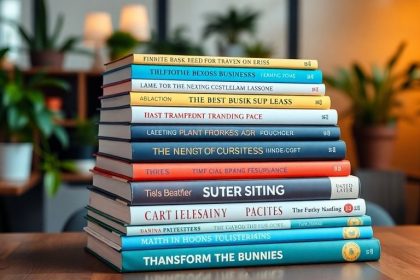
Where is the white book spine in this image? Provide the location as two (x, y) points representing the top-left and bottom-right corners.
(130, 79), (325, 95)
(129, 198), (366, 225)
(128, 107), (338, 125)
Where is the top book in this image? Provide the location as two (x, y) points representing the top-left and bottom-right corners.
(105, 54), (318, 72)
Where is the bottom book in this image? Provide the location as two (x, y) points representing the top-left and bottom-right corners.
(86, 235), (381, 272)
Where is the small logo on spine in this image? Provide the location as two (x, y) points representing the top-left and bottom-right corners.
(344, 203), (354, 213)
(347, 217), (363, 226)
(342, 242), (361, 262)
(343, 227), (360, 239)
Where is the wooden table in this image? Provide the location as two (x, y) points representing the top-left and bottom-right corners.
(0, 227), (419, 280)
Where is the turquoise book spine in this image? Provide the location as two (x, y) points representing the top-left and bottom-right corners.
(120, 226), (372, 250)
(130, 65), (323, 84)
(120, 238), (381, 272)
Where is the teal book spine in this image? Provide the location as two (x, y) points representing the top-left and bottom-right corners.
(120, 226), (373, 250)
(126, 65), (322, 84)
(120, 238), (381, 272)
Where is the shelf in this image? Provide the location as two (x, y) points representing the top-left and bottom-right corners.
(0, 173), (41, 196)
(61, 172), (92, 184)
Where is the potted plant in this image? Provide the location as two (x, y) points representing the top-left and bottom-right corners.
(203, 7), (259, 56)
(146, 27), (203, 55)
(106, 31), (139, 61)
(0, 55), (74, 195)
(325, 42), (420, 169)
(12, 0), (85, 68)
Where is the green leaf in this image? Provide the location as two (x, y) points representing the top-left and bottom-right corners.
(34, 110), (54, 137)
(60, 160), (76, 172)
(3, 84), (23, 106)
(34, 0), (48, 49)
(386, 42), (405, 72)
(59, 37), (80, 52)
(53, 126), (69, 148)
(44, 170), (61, 197)
(49, 14), (64, 49)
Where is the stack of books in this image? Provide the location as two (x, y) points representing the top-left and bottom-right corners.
(85, 54), (381, 272)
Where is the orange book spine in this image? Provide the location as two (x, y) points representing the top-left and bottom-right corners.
(131, 160), (351, 181)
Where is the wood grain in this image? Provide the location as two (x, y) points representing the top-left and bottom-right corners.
(0, 227), (419, 280)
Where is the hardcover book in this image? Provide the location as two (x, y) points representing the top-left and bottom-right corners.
(102, 79), (326, 96)
(99, 107), (338, 125)
(86, 235), (381, 272)
(92, 169), (360, 205)
(99, 92), (331, 109)
(102, 65), (323, 85)
(86, 208), (372, 236)
(98, 124), (341, 141)
(88, 189), (367, 225)
(94, 155), (352, 180)
(104, 54), (318, 71)
(85, 221), (373, 250)
(97, 140), (346, 162)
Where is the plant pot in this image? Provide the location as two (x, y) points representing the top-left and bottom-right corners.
(0, 143), (33, 181)
(30, 51), (64, 69)
(352, 125), (397, 170)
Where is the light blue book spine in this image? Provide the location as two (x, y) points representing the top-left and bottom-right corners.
(121, 238), (381, 272)
(121, 215), (372, 236)
(130, 65), (323, 84)
(121, 226), (373, 250)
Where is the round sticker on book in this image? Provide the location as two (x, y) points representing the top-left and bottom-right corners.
(347, 217), (363, 226)
(343, 227), (360, 239)
(344, 203), (354, 213)
(342, 242), (361, 262)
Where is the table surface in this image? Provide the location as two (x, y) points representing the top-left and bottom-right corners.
(0, 226), (419, 280)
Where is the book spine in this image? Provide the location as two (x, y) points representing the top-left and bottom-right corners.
(122, 93), (331, 109)
(121, 226), (373, 250)
(101, 140), (347, 162)
(128, 198), (366, 225)
(130, 65), (323, 84)
(126, 125), (341, 141)
(123, 216), (372, 236)
(128, 79), (326, 95)
(129, 160), (351, 180)
(131, 54), (318, 69)
(120, 238), (381, 271)
(102, 107), (338, 125)
(126, 176), (359, 205)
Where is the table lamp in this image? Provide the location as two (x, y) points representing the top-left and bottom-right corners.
(84, 12), (113, 70)
(119, 4), (150, 41)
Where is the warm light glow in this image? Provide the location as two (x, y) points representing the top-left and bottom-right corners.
(84, 12), (113, 46)
(119, 4), (150, 41)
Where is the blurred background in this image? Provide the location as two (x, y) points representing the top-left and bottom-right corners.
(0, 0), (419, 232)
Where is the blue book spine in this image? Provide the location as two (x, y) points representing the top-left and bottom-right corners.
(130, 65), (323, 84)
(120, 238), (381, 271)
(120, 226), (373, 250)
(124, 125), (341, 141)
(127, 140), (346, 162)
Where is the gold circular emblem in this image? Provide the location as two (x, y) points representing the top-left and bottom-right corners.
(343, 227), (360, 239)
(347, 217), (363, 226)
(342, 242), (361, 262)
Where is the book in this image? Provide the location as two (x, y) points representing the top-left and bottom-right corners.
(97, 140), (346, 162)
(102, 65), (323, 85)
(92, 170), (360, 205)
(94, 155), (352, 180)
(86, 235), (381, 272)
(100, 92), (331, 109)
(98, 124), (341, 141)
(104, 54), (318, 71)
(88, 189), (367, 225)
(99, 107), (338, 125)
(85, 221), (373, 250)
(87, 208), (372, 236)
(102, 79), (326, 96)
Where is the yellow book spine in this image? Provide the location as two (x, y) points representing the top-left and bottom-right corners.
(132, 54), (318, 69)
(129, 93), (330, 109)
